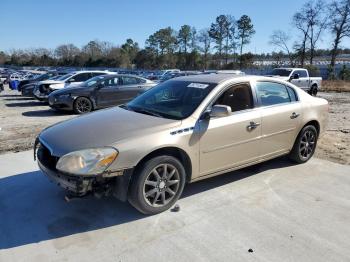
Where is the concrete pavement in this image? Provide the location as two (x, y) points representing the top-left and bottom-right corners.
(0, 150), (350, 262)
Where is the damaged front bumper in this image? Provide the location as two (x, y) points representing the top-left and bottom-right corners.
(35, 141), (134, 201)
(38, 160), (94, 195)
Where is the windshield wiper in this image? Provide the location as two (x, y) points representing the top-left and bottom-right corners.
(131, 107), (163, 118)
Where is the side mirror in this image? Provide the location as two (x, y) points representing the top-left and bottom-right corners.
(68, 78), (75, 83)
(210, 105), (232, 118)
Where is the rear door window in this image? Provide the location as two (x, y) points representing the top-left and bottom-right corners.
(121, 76), (139, 85)
(100, 77), (119, 87)
(256, 82), (291, 106)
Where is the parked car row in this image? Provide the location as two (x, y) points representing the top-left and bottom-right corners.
(5, 67), (321, 117)
(10, 70), (155, 113)
(33, 71), (115, 101)
(9, 68), (245, 114)
(21, 72), (69, 96)
(48, 73), (156, 114)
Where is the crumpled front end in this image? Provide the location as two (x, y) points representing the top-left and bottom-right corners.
(34, 139), (132, 200)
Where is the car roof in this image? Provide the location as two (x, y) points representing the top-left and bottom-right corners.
(275, 68), (306, 70)
(71, 70), (114, 74)
(173, 73), (243, 84)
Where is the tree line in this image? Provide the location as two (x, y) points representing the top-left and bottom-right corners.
(0, 14), (256, 70)
(269, 0), (350, 78)
(0, 0), (349, 78)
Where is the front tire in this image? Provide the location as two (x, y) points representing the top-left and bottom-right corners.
(128, 156), (186, 215)
(289, 125), (318, 163)
(73, 97), (92, 114)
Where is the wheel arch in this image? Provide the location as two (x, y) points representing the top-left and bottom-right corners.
(302, 120), (320, 136)
(73, 95), (96, 110)
(133, 146), (193, 183)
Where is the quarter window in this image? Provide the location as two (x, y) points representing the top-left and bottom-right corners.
(214, 83), (254, 112)
(286, 86), (298, 102)
(256, 82), (291, 106)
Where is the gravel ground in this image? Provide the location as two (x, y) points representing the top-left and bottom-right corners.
(316, 92), (350, 165)
(0, 85), (76, 154)
(0, 85), (349, 164)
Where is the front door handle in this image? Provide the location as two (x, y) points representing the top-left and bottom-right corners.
(247, 121), (260, 131)
(290, 112), (300, 119)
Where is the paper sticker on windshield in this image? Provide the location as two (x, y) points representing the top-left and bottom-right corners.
(188, 83), (209, 89)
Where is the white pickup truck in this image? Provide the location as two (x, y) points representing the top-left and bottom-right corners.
(267, 68), (322, 96)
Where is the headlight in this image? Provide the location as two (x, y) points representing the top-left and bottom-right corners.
(56, 147), (118, 175)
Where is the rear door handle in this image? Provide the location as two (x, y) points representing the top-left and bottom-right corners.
(290, 112), (300, 119)
(247, 121), (260, 131)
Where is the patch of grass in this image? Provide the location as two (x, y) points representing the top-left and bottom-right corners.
(322, 80), (350, 92)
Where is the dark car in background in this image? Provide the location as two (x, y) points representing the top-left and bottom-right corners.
(48, 74), (156, 114)
(21, 72), (68, 97)
(18, 71), (65, 92)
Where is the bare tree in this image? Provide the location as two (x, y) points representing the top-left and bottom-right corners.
(55, 44), (80, 63)
(328, 0), (350, 77)
(269, 30), (295, 66)
(303, 0), (328, 64)
(293, 11), (310, 66)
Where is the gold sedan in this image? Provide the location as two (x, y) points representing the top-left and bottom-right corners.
(36, 74), (329, 214)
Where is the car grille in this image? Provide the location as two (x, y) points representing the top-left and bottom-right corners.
(37, 143), (59, 171)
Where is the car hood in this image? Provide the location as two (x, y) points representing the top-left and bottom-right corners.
(39, 107), (181, 156)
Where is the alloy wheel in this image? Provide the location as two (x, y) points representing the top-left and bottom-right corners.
(143, 163), (180, 207)
(76, 98), (91, 113)
(299, 130), (316, 159)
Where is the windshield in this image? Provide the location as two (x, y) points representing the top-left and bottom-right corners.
(34, 73), (55, 81)
(34, 73), (49, 81)
(56, 73), (74, 81)
(49, 75), (61, 80)
(126, 80), (216, 120)
(270, 69), (292, 77)
(83, 75), (106, 87)
(160, 73), (176, 81)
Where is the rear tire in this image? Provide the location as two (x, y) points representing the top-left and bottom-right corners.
(128, 155), (186, 215)
(289, 125), (318, 164)
(309, 85), (318, 96)
(73, 97), (92, 114)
